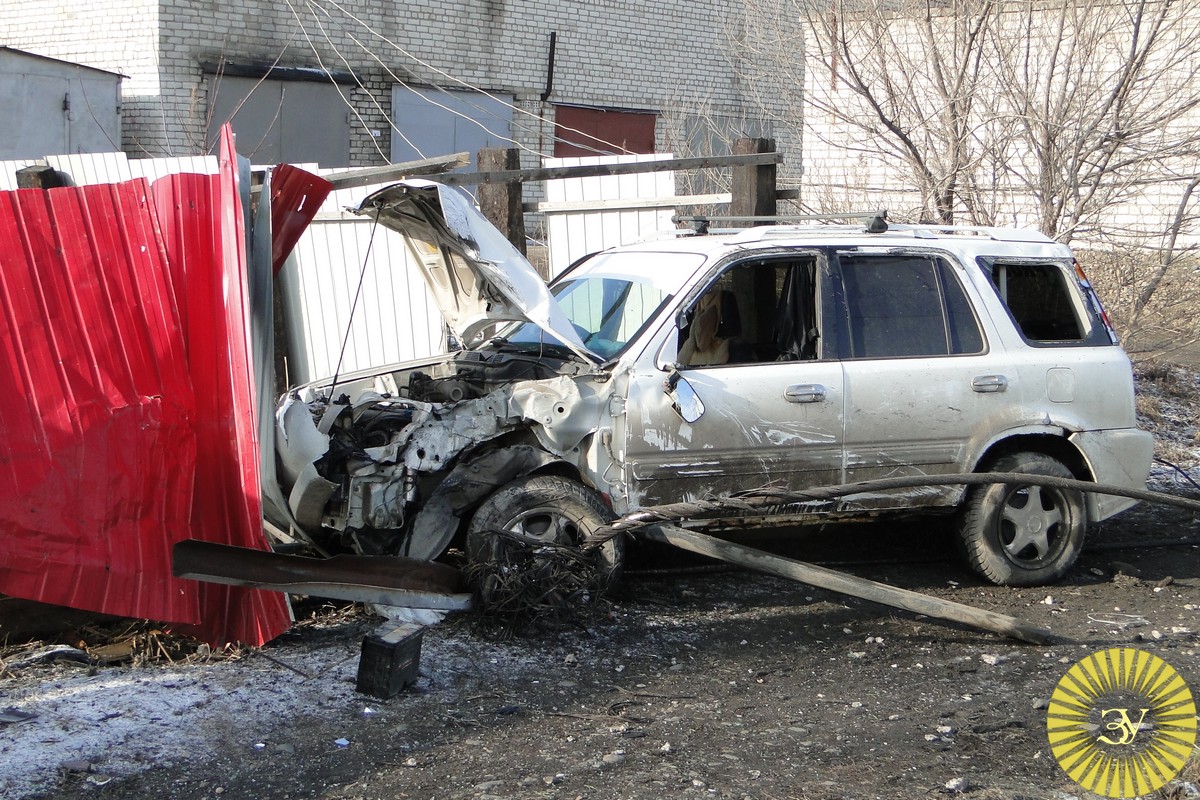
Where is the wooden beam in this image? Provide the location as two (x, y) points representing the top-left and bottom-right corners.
(524, 192), (732, 213)
(730, 137), (777, 225)
(15, 165), (70, 189)
(476, 147), (526, 255)
(323, 152), (471, 191)
(440, 152), (784, 186)
(637, 525), (1055, 645)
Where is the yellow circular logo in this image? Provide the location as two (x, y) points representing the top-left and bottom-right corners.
(1047, 647), (1196, 798)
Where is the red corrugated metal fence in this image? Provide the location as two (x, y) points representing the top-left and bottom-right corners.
(0, 128), (292, 645)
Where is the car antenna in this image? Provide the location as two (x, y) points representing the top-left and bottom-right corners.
(327, 215), (382, 401)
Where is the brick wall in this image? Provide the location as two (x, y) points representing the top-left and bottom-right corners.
(1, 0), (799, 174)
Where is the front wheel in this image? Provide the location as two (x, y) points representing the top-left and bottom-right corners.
(956, 452), (1087, 586)
(467, 475), (624, 604)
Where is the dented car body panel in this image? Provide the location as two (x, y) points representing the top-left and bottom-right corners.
(275, 185), (1152, 578)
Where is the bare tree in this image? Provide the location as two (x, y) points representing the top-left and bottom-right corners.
(733, 0), (1200, 346)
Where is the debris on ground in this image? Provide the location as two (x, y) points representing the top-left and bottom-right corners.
(464, 530), (613, 633)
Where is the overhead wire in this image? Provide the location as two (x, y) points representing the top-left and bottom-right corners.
(205, 31), (299, 153)
(301, 0), (428, 159)
(308, 0), (639, 159)
(327, 213), (383, 400)
(282, 0), (391, 162)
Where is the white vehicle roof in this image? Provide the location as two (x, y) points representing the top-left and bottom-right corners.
(578, 223), (1072, 268)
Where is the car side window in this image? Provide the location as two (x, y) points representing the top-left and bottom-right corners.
(677, 257), (822, 367)
(837, 254), (984, 359)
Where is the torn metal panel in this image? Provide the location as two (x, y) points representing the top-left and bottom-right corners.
(405, 444), (563, 560)
(278, 370), (606, 559)
(269, 164), (333, 274)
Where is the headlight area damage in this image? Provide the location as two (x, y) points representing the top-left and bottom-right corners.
(277, 368), (609, 563)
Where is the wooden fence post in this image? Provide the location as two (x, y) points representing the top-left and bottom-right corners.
(477, 148), (527, 256)
(730, 137), (777, 225)
(15, 165), (71, 189)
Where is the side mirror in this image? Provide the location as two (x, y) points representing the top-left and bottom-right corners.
(665, 367), (705, 423)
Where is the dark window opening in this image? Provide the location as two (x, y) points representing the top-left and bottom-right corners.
(678, 258), (820, 367)
(838, 255), (984, 359)
(989, 263), (1087, 342)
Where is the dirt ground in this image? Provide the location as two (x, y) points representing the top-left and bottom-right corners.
(4, 362), (1200, 800)
(5, 497), (1196, 800)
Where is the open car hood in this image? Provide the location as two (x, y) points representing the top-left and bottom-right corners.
(353, 180), (593, 363)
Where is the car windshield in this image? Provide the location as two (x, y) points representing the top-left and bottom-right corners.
(484, 250), (705, 360)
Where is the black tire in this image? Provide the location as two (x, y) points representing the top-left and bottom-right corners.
(956, 452), (1087, 586)
(467, 475), (624, 596)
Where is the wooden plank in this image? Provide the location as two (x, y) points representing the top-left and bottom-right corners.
(441, 152), (783, 186)
(638, 525), (1055, 645)
(323, 152), (470, 191)
(476, 147), (526, 254)
(525, 192), (731, 213)
(730, 138), (777, 225)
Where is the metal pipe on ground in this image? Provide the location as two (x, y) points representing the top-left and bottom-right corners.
(609, 473), (1200, 646)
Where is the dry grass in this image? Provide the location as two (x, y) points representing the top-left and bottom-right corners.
(1153, 749), (1200, 798)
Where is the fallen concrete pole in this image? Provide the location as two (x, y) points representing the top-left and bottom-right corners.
(636, 524), (1055, 645)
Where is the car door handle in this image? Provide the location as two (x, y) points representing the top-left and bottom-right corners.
(972, 374), (1009, 393)
(785, 383), (826, 403)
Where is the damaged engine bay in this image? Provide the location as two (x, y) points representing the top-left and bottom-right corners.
(277, 345), (602, 559)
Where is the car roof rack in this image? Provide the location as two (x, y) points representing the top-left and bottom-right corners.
(673, 212), (1056, 245)
(675, 211), (888, 236)
(884, 224), (1055, 243)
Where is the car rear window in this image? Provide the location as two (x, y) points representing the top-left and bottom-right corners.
(990, 263), (1082, 340)
(981, 260), (1110, 346)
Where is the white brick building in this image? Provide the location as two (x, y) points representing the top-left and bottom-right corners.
(0, 0), (800, 175)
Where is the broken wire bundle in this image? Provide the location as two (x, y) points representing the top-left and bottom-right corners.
(464, 528), (611, 634)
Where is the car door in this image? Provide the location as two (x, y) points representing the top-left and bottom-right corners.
(620, 254), (847, 509)
(833, 250), (1002, 510)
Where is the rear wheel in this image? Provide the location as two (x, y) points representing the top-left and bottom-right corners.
(956, 452), (1087, 586)
(467, 475), (624, 603)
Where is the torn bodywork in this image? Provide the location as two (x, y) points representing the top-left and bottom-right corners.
(277, 362), (609, 559)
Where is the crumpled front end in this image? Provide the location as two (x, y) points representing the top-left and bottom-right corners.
(276, 356), (607, 560)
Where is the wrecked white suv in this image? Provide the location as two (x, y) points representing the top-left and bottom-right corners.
(275, 181), (1152, 588)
